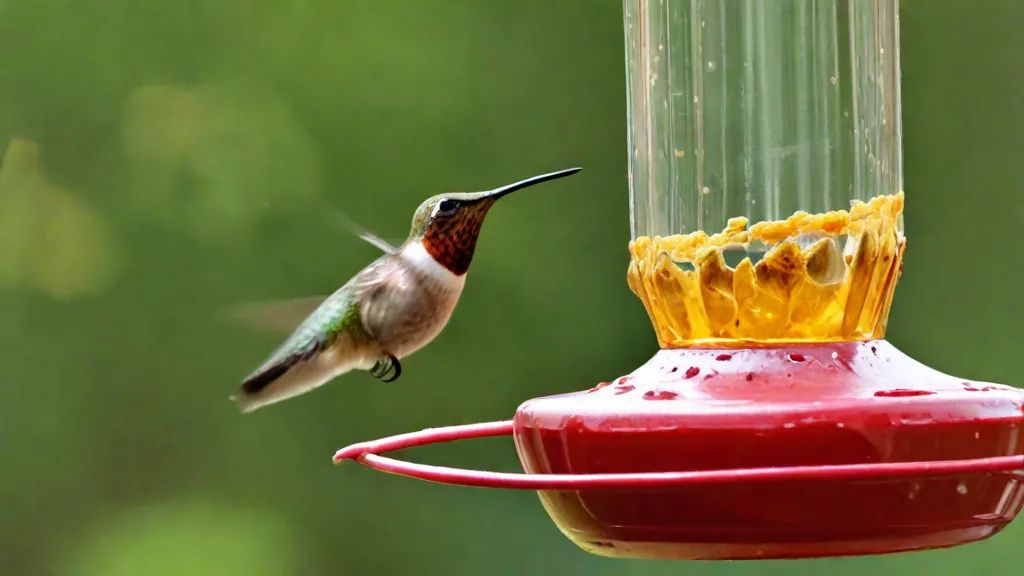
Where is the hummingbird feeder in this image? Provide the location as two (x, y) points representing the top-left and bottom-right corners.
(335, 0), (1024, 560)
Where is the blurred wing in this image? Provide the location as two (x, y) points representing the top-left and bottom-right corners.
(336, 212), (399, 254)
(226, 208), (398, 334)
(225, 296), (327, 333)
(355, 230), (400, 254)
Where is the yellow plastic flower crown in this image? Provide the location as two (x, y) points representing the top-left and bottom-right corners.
(627, 192), (905, 347)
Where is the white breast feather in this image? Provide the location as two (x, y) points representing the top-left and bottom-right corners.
(399, 241), (466, 293)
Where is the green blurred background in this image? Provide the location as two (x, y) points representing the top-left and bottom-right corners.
(0, 0), (1020, 574)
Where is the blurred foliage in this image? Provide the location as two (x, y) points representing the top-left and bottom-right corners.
(0, 0), (1020, 575)
(57, 499), (301, 576)
(0, 139), (118, 298)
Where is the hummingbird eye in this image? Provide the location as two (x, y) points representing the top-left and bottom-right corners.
(435, 198), (460, 216)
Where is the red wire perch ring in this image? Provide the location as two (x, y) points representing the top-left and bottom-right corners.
(333, 420), (1024, 490)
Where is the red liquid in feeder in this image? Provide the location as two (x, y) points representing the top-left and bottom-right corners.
(514, 341), (1024, 560)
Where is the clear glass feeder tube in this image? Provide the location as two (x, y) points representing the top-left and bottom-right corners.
(624, 0), (906, 347)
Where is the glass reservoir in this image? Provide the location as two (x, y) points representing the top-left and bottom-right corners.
(624, 0), (904, 346)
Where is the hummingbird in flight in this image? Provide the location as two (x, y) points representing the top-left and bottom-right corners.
(232, 167), (581, 413)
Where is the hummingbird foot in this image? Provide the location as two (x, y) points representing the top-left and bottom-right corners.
(370, 353), (402, 382)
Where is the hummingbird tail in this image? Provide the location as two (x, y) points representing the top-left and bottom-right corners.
(232, 338), (368, 413)
(233, 340), (323, 413)
(233, 364), (293, 413)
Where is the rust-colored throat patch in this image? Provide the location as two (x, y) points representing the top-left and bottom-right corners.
(422, 200), (494, 275)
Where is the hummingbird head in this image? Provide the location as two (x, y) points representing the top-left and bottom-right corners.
(408, 168), (581, 275)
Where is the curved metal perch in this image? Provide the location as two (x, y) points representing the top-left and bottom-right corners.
(333, 420), (1024, 490)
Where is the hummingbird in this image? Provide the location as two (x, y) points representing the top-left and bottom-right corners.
(231, 167), (581, 413)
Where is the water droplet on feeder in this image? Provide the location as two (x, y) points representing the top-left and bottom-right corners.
(956, 483), (968, 495)
(643, 390), (679, 401)
(783, 422), (796, 429)
(908, 482), (922, 500)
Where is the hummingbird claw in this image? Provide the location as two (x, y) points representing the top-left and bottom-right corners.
(382, 356), (401, 382)
(371, 353), (401, 382)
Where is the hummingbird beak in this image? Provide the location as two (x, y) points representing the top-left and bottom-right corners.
(481, 167), (582, 201)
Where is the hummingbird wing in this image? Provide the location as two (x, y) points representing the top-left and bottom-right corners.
(224, 219), (397, 336)
(232, 257), (395, 412)
(335, 212), (399, 254)
(232, 292), (356, 413)
(224, 296), (327, 333)
(354, 230), (399, 255)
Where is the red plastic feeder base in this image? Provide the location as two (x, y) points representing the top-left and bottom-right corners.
(514, 340), (1024, 559)
(334, 340), (1024, 560)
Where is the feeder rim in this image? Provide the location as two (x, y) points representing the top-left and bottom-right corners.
(333, 420), (1024, 490)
